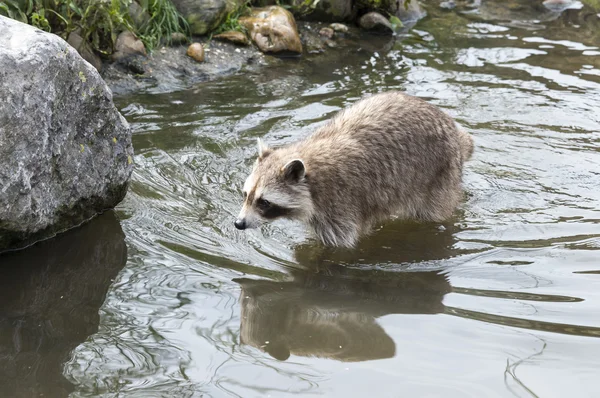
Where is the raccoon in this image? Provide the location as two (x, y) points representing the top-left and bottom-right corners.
(235, 91), (474, 248)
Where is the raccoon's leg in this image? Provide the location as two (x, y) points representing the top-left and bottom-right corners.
(309, 217), (361, 248)
(417, 166), (463, 222)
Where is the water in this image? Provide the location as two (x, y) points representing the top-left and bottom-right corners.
(2, 1), (600, 396)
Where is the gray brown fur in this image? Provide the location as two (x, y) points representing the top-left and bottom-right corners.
(236, 91), (474, 248)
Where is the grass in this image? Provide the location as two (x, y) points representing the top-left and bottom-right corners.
(213, 0), (250, 35)
(0, 0), (189, 55)
(136, 0), (189, 49)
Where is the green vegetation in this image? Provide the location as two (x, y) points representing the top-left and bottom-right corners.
(136, 0), (189, 50)
(213, 0), (250, 35)
(582, 0), (600, 10)
(389, 14), (403, 29)
(0, 0), (189, 55)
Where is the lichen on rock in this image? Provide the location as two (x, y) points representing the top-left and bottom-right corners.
(0, 16), (134, 251)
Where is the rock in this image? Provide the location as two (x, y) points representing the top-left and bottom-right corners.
(358, 12), (394, 35)
(170, 32), (188, 45)
(355, 0), (425, 26)
(67, 31), (102, 72)
(319, 27), (335, 38)
(240, 6), (303, 55)
(172, 0), (246, 35)
(0, 16), (133, 251)
(112, 30), (147, 61)
(111, 31), (148, 74)
(123, 56), (147, 74)
(300, 28), (325, 54)
(214, 31), (251, 46)
(329, 22), (349, 33)
(187, 42), (205, 62)
(302, 0), (354, 22)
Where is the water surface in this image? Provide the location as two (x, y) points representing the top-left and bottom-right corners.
(3, 1), (600, 397)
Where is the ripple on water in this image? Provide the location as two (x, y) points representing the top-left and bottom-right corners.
(60, 2), (600, 397)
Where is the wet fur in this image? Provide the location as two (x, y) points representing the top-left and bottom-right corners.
(238, 91), (474, 248)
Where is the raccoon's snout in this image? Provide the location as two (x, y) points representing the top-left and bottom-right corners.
(234, 219), (247, 230)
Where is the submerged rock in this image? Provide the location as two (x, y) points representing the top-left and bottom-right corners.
(358, 12), (394, 34)
(319, 27), (335, 38)
(0, 16), (133, 251)
(240, 6), (303, 55)
(355, 0), (425, 26)
(300, 26), (326, 54)
(330, 22), (349, 33)
(214, 30), (251, 46)
(187, 42), (205, 62)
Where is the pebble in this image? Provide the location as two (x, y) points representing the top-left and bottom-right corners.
(319, 27), (335, 39)
(186, 43), (205, 62)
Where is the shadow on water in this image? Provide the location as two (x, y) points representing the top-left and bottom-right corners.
(292, 219), (472, 268)
(235, 270), (450, 362)
(235, 220), (600, 363)
(236, 262), (600, 364)
(0, 211), (127, 397)
(236, 221), (457, 362)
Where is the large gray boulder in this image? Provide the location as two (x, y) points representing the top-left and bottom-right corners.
(0, 16), (133, 251)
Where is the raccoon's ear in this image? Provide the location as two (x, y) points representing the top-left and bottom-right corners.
(282, 159), (305, 182)
(257, 138), (270, 160)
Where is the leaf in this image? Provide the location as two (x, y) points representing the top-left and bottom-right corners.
(0, 3), (10, 15)
(389, 15), (403, 29)
(69, 1), (83, 16)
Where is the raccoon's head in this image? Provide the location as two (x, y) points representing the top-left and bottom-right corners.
(235, 139), (314, 230)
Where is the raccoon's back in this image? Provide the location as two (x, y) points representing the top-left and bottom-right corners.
(300, 91), (468, 216)
(313, 91), (458, 143)
(306, 91), (465, 171)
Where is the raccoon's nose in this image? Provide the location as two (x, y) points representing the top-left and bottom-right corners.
(234, 219), (246, 230)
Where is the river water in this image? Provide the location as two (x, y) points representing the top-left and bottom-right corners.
(2, 1), (600, 397)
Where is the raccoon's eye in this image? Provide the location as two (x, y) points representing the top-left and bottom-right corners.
(242, 191), (247, 199)
(256, 198), (271, 209)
